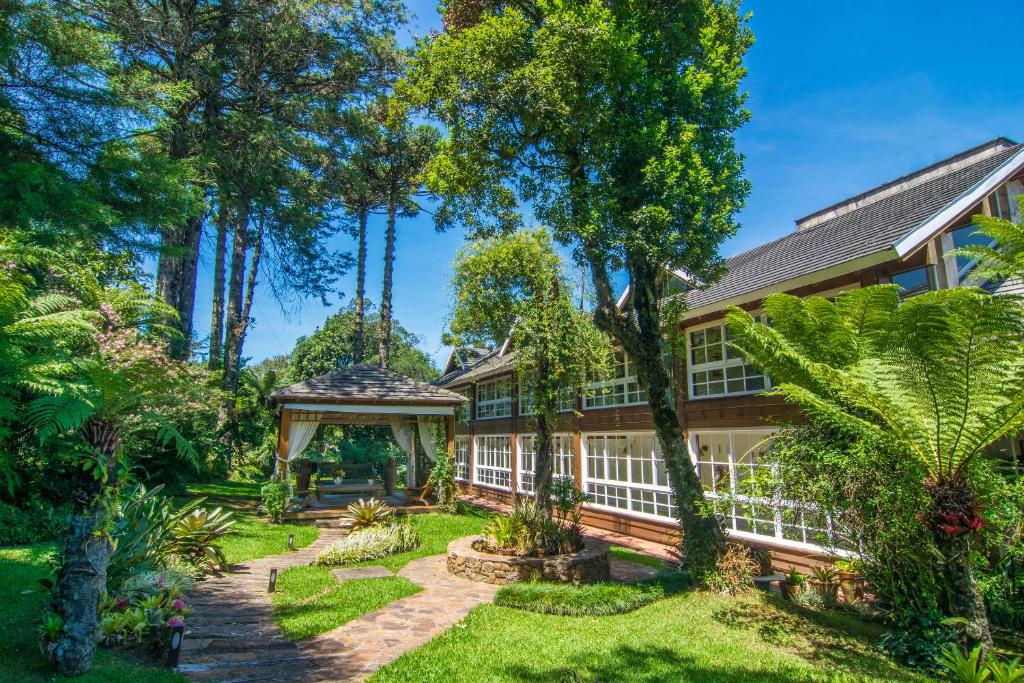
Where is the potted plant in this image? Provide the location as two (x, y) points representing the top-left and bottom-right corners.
(809, 565), (840, 606)
(778, 567), (805, 601)
(834, 558), (863, 604)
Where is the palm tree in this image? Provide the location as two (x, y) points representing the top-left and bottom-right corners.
(727, 286), (1024, 648)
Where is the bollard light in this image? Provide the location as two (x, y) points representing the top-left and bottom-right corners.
(268, 567), (278, 592)
(288, 533), (295, 550)
(166, 622), (185, 668)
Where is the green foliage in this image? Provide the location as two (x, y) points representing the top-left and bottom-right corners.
(169, 507), (235, 570)
(938, 644), (1024, 683)
(955, 196), (1024, 285)
(341, 498), (395, 530)
(494, 572), (688, 616)
(313, 519), (420, 566)
(877, 611), (959, 671)
(261, 481), (289, 524)
(291, 304), (439, 383)
(428, 446), (459, 514)
(479, 498), (577, 557)
(0, 502), (61, 547)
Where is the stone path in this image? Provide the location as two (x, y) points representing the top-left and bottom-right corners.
(180, 506), (669, 683)
(179, 527), (346, 682)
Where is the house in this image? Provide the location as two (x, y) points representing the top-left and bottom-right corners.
(433, 137), (1024, 569)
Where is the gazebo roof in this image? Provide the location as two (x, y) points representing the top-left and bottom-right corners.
(271, 363), (467, 407)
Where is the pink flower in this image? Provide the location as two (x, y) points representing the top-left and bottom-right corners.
(157, 575), (166, 588)
(172, 598), (186, 611)
(167, 616), (185, 629)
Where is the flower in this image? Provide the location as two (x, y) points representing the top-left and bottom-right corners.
(167, 616), (185, 629)
(172, 598), (186, 611)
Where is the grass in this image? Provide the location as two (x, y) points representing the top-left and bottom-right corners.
(494, 572), (689, 617)
(609, 545), (665, 569)
(272, 566), (421, 640)
(272, 507), (493, 640)
(179, 481), (319, 565)
(371, 589), (927, 683)
(0, 544), (186, 683)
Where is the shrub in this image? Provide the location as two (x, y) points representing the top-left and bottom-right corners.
(704, 542), (758, 595)
(313, 519), (420, 566)
(119, 569), (195, 600)
(937, 644), (1024, 683)
(341, 498), (393, 530)
(170, 506), (235, 570)
(494, 572), (689, 616)
(428, 448), (458, 513)
(478, 498), (575, 557)
(0, 502), (54, 546)
(877, 610), (958, 671)
(261, 480), (289, 523)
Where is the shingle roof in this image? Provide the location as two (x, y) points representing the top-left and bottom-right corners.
(272, 363), (467, 405)
(433, 348), (516, 388)
(685, 139), (1024, 311)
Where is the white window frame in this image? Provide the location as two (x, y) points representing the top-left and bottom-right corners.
(473, 434), (512, 490)
(516, 433), (575, 493)
(686, 317), (770, 400)
(688, 428), (845, 554)
(475, 377), (512, 420)
(581, 432), (676, 521)
(454, 435), (471, 482)
(583, 350), (647, 410)
(519, 384), (575, 416)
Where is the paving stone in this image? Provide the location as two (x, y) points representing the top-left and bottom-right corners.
(330, 565), (394, 581)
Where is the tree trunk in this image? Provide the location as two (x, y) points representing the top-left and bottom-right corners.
(927, 477), (993, 648)
(590, 255), (725, 579)
(156, 213), (203, 359)
(378, 196), (397, 369)
(353, 206), (368, 364)
(53, 418), (121, 676)
(208, 203), (229, 368)
(222, 207), (248, 392)
(532, 345), (557, 515)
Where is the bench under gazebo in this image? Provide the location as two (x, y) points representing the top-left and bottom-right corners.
(269, 363), (467, 512)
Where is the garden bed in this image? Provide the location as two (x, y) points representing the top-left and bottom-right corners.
(447, 535), (610, 585)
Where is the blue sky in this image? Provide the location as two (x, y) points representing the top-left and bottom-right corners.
(190, 0), (1024, 369)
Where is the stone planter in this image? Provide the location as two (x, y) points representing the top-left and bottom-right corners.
(447, 536), (611, 585)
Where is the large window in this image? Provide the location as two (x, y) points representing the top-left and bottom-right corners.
(583, 433), (675, 518)
(517, 434), (574, 493)
(584, 350), (646, 409)
(473, 435), (511, 489)
(454, 390), (471, 422)
(951, 184), (1018, 282)
(690, 429), (837, 549)
(519, 383), (575, 415)
(687, 320), (767, 399)
(454, 436), (471, 482)
(891, 265), (935, 298)
(475, 377), (512, 419)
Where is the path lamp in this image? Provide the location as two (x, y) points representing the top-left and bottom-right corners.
(288, 533), (295, 550)
(166, 619), (185, 668)
(268, 568), (278, 593)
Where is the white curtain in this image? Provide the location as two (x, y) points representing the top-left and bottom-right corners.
(287, 419), (320, 462)
(391, 422), (416, 488)
(417, 416), (438, 463)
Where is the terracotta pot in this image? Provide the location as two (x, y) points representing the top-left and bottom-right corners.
(838, 572), (863, 604)
(778, 580), (802, 601)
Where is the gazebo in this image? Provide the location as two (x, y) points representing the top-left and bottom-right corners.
(270, 363), (467, 500)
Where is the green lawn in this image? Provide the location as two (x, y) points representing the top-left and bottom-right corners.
(609, 545), (665, 569)
(0, 544), (186, 683)
(371, 590), (926, 683)
(272, 508), (493, 640)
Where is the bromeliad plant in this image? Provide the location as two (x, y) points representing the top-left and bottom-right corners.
(341, 498), (394, 529)
(727, 285), (1024, 648)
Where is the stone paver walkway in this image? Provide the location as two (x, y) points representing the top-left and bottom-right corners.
(179, 527), (346, 682)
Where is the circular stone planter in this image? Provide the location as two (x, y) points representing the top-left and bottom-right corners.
(447, 535), (611, 585)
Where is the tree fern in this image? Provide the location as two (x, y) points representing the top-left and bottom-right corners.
(955, 196), (1024, 285)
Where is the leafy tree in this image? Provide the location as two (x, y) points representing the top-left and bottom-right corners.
(446, 229), (606, 512)
(290, 303), (439, 383)
(405, 0), (752, 576)
(726, 285), (1024, 648)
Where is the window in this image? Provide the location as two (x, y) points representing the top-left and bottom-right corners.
(454, 436), (471, 482)
(473, 435), (511, 489)
(687, 319), (767, 399)
(454, 390), (471, 422)
(517, 434), (575, 493)
(952, 184), (1017, 281)
(584, 350), (647, 409)
(691, 430), (840, 550)
(583, 433), (675, 518)
(891, 265), (935, 298)
(519, 382), (575, 415)
(475, 377), (512, 419)
(988, 184), (1014, 221)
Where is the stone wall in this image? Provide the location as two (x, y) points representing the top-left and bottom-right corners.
(447, 536), (611, 585)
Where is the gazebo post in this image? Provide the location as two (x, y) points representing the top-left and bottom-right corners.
(276, 407), (293, 480)
(444, 414), (455, 457)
